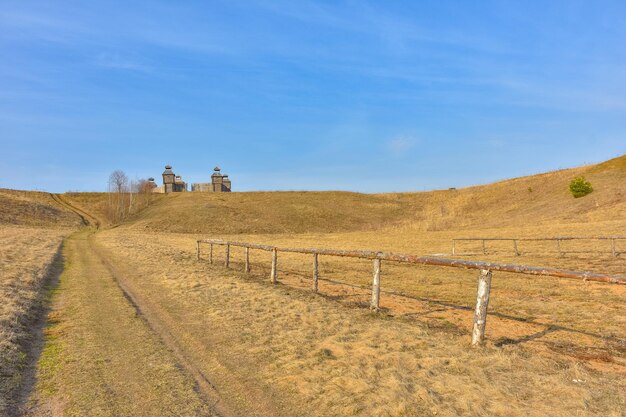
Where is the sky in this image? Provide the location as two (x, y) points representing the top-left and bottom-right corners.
(1, 0), (625, 193)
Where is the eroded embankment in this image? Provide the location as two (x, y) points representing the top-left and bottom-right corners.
(0, 226), (67, 416)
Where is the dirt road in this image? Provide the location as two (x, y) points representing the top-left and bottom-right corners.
(49, 194), (100, 229)
(25, 230), (218, 416)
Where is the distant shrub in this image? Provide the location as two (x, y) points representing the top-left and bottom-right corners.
(569, 176), (593, 198)
(527, 187), (533, 193)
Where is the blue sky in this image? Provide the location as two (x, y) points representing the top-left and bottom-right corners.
(1, 0), (625, 192)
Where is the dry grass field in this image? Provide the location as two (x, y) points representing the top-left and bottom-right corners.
(58, 192), (111, 225)
(93, 225), (625, 417)
(0, 226), (70, 415)
(120, 154), (626, 235)
(2, 155), (625, 416)
(0, 190), (82, 229)
(79, 155), (625, 416)
(0, 190), (82, 415)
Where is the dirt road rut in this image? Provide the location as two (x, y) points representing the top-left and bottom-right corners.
(25, 230), (218, 416)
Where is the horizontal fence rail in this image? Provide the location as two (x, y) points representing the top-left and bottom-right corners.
(197, 238), (626, 346)
(452, 236), (626, 257)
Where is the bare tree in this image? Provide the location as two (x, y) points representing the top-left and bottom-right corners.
(107, 170), (129, 223)
(108, 170), (129, 194)
(106, 171), (156, 223)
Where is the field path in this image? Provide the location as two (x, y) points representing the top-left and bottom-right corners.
(49, 194), (101, 228)
(25, 229), (219, 416)
(89, 238), (293, 417)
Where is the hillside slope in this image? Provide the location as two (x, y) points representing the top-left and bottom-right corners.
(0, 189), (83, 228)
(3, 155), (622, 234)
(59, 192), (116, 228)
(119, 154), (626, 234)
(408, 153), (626, 230)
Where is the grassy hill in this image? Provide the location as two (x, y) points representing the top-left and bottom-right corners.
(2, 154), (624, 233)
(118, 154), (626, 234)
(0, 189), (83, 228)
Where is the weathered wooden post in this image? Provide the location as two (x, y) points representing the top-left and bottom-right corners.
(270, 248), (278, 284)
(225, 243), (230, 268)
(556, 239), (563, 257)
(513, 239), (520, 256)
(482, 239), (486, 254)
(244, 247), (250, 273)
(209, 243), (213, 264)
(197, 241), (200, 261)
(471, 269), (492, 346)
(313, 253), (319, 293)
(612, 239), (617, 257)
(452, 240), (456, 255)
(370, 258), (381, 310)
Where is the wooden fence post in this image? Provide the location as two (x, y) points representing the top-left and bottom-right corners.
(556, 239), (563, 257)
(225, 244), (230, 268)
(513, 240), (520, 256)
(245, 247), (250, 273)
(370, 258), (381, 310)
(452, 240), (456, 255)
(197, 241), (200, 261)
(313, 253), (319, 293)
(270, 248), (278, 284)
(471, 269), (493, 346)
(482, 239), (486, 254)
(612, 239), (617, 257)
(209, 243), (213, 264)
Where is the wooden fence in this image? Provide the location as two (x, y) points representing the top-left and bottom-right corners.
(451, 236), (626, 257)
(197, 239), (626, 346)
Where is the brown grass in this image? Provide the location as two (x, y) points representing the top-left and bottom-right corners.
(61, 191), (165, 228)
(0, 225), (70, 414)
(93, 226), (626, 416)
(3, 154), (624, 415)
(0, 190), (82, 228)
(82, 155), (623, 415)
(120, 154), (626, 235)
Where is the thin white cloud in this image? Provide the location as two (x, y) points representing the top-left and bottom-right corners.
(387, 135), (417, 156)
(94, 53), (153, 73)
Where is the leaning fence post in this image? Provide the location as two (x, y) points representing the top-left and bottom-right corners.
(245, 247), (250, 273)
(370, 258), (381, 310)
(209, 243), (213, 264)
(270, 248), (278, 284)
(513, 239), (520, 256)
(612, 239), (617, 257)
(197, 241), (200, 261)
(313, 253), (319, 293)
(471, 269), (493, 346)
(225, 243), (230, 268)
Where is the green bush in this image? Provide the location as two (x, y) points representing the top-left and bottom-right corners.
(569, 176), (593, 198)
